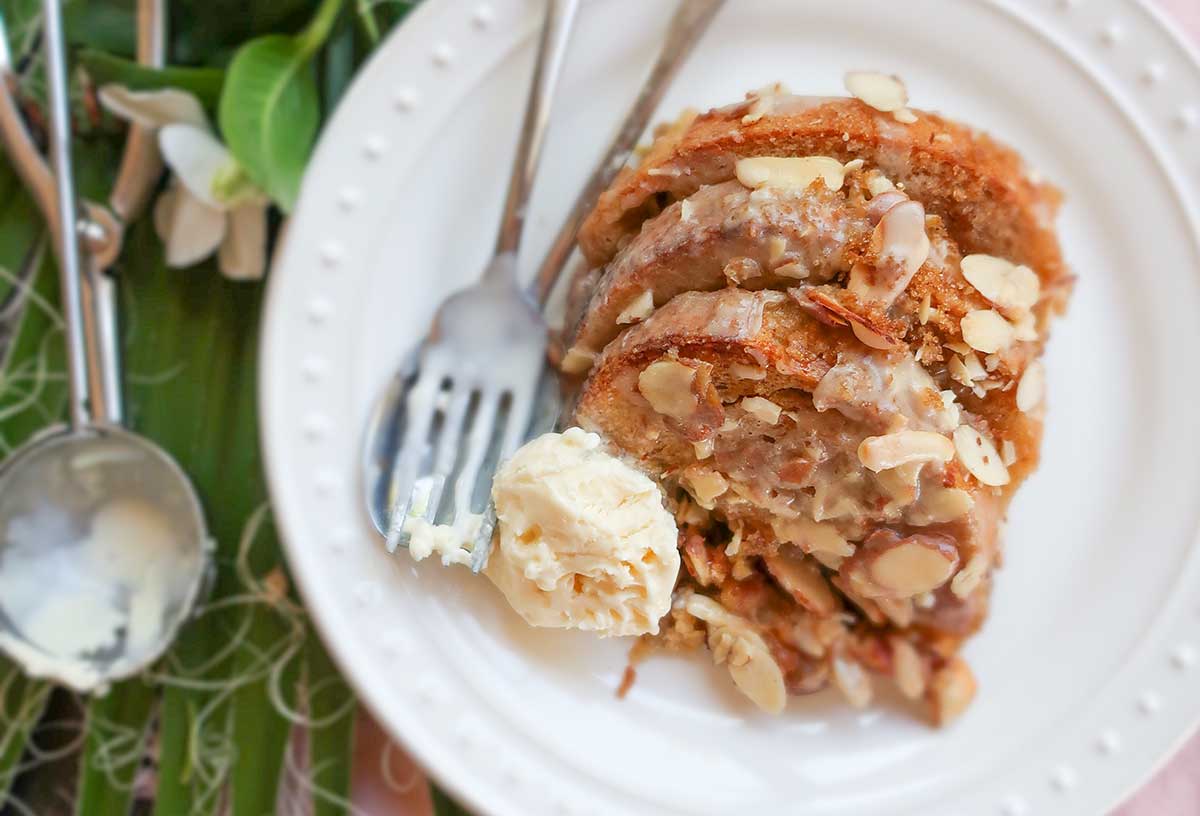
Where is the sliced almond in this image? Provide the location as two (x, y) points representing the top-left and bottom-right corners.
(947, 356), (974, 389)
(891, 636), (927, 700)
(679, 198), (696, 223)
(842, 158), (865, 174)
(857, 431), (954, 472)
(741, 396), (782, 425)
(961, 309), (1015, 354)
(928, 657), (977, 725)
(726, 636), (787, 714)
(735, 156), (845, 192)
(560, 345), (597, 375)
(774, 261), (809, 279)
(763, 553), (839, 616)
(865, 172), (896, 197)
(918, 292), (933, 325)
(637, 359), (697, 419)
(771, 517), (855, 558)
(962, 351), (987, 381)
(844, 71), (908, 112)
(693, 438), (714, 460)
(730, 362), (767, 380)
(950, 552), (989, 599)
(832, 652), (873, 709)
(1000, 439), (1017, 467)
(848, 200), (930, 305)
(615, 289), (655, 324)
(851, 321), (897, 350)
(892, 107), (917, 124)
(1016, 360), (1045, 413)
(908, 487), (974, 525)
(1012, 310), (1038, 341)
(682, 465), (729, 509)
(952, 425), (1010, 486)
(723, 256), (763, 284)
(877, 597), (914, 628)
(859, 532), (960, 598)
(960, 254), (1040, 315)
(767, 235), (788, 265)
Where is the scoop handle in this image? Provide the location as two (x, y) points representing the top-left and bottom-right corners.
(41, 0), (111, 430)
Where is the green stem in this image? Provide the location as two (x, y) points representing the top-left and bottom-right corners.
(297, 0), (346, 58)
(356, 0), (382, 46)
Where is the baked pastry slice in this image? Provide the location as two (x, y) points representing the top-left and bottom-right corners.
(566, 81), (1070, 722)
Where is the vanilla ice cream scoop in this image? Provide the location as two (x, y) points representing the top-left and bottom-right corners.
(486, 427), (680, 637)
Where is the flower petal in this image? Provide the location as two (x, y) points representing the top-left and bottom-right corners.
(153, 181), (226, 267)
(218, 204), (268, 281)
(98, 85), (209, 130)
(159, 124), (233, 208)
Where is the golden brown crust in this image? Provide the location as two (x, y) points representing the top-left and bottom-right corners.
(578, 97), (1068, 307)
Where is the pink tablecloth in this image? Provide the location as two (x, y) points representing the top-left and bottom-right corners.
(351, 2), (1200, 813)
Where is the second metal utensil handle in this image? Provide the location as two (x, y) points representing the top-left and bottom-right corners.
(531, 0), (726, 306)
(492, 0), (581, 258)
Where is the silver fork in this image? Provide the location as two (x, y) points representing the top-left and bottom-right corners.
(363, 0), (727, 571)
(375, 0), (580, 566)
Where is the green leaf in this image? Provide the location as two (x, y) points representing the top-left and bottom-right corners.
(74, 679), (157, 816)
(228, 515), (301, 816)
(305, 634), (355, 816)
(217, 35), (318, 212)
(78, 49), (225, 109)
(217, 0), (343, 211)
(0, 661), (52, 808)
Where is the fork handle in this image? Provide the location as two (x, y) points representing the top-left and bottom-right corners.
(492, 0), (581, 259)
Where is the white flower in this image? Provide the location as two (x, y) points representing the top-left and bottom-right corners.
(98, 85), (269, 281)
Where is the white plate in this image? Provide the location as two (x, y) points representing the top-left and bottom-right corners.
(260, 1), (1200, 813)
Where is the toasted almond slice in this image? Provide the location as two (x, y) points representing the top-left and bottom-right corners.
(891, 637), (927, 700)
(842, 158), (865, 174)
(774, 261), (809, 279)
(851, 320), (896, 350)
(961, 309), (1015, 353)
(865, 172), (896, 197)
(771, 517), (855, 558)
(950, 552), (990, 599)
(844, 71), (908, 112)
(1000, 439), (1017, 466)
(735, 156), (846, 192)
(763, 553), (839, 617)
(741, 396), (782, 425)
(1016, 360), (1045, 412)
(679, 198), (696, 223)
(832, 652), (873, 709)
(560, 345), (597, 375)
(866, 535), (959, 597)
(637, 359), (697, 419)
(962, 351), (987, 381)
(1012, 310), (1038, 341)
(918, 292), (933, 325)
(682, 465), (729, 509)
(727, 636), (787, 714)
(908, 487), (974, 525)
(952, 425), (1011, 486)
(928, 657), (977, 725)
(960, 254), (1041, 314)
(892, 107), (918, 124)
(805, 289), (903, 349)
(767, 235), (788, 265)
(857, 431), (954, 472)
(615, 290), (655, 324)
(730, 362), (767, 380)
